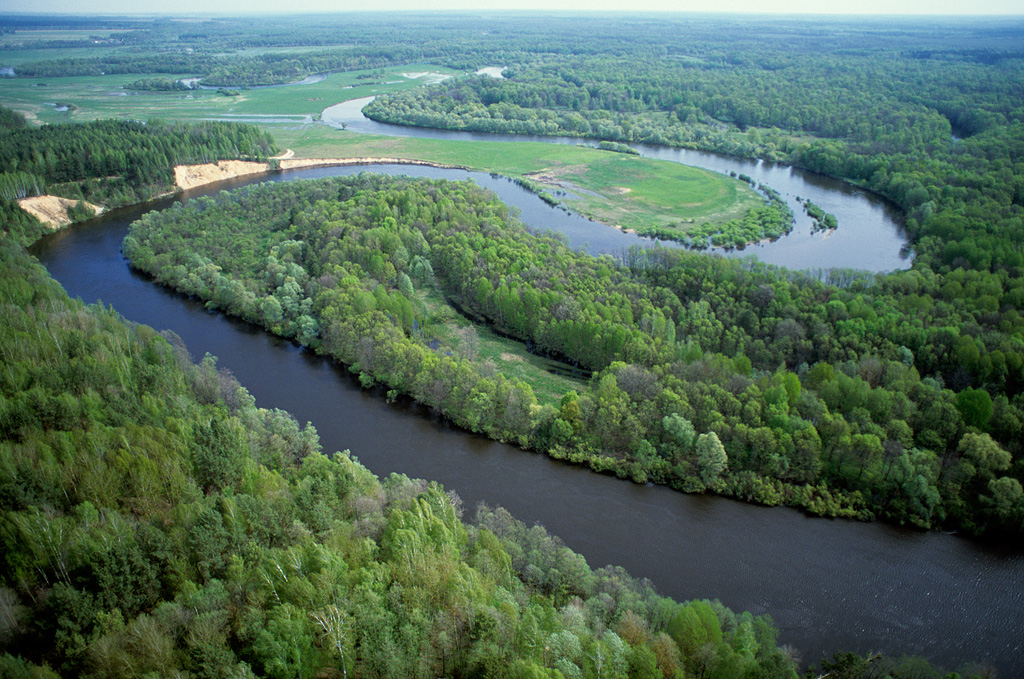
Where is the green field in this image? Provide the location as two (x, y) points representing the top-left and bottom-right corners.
(0, 29), (144, 44)
(527, 152), (760, 231)
(272, 124), (761, 233)
(0, 64), (462, 125)
(417, 285), (584, 406)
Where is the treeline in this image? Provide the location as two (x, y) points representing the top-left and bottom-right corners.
(14, 47), (427, 87)
(201, 48), (426, 87)
(0, 217), (811, 679)
(0, 112), (275, 244)
(13, 53), (211, 78)
(123, 175), (1024, 536)
(124, 77), (193, 91)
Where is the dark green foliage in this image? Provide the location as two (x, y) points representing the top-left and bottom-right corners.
(0, 118), (276, 217)
(0, 198), (46, 246)
(0, 106), (27, 131)
(597, 140), (639, 155)
(124, 77), (194, 91)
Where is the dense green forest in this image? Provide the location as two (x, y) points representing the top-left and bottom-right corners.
(1, 220), (977, 679)
(0, 106), (275, 244)
(0, 231), (810, 678)
(123, 174), (1024, 536)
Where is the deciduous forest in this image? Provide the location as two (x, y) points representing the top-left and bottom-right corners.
(1, 11), (1022, 679)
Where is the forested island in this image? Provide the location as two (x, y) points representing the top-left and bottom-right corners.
(121, 171), (1022, 537)
(2, 11), (1023, 678)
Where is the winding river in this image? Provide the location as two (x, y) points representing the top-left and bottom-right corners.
(30, 151), (1021, 673)
(323, 96), (912, 273)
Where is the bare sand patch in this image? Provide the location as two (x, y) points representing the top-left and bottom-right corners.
(174, 160), (271, 190)
(525, 167), (596, 196)
(18, 195), (102, 229)
(499, 352), (525, 363)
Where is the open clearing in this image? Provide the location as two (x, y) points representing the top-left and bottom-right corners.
(270, 124), (762, 234)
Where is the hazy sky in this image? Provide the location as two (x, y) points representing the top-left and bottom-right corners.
(5, 0), (1023, 15)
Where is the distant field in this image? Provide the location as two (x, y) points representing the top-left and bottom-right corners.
(0, 29), (140, 45)
(0, 64), (462, 125)
(0, 54), (760, 234)
(0, 45), (123, 66)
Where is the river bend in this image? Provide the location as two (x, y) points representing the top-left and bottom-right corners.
(30, 163), (1021, 674)
(323, 96), (911, 273)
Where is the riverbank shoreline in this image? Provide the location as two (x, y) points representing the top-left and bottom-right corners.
(13, 156), (477, 233)
(174, 156), (472, 192)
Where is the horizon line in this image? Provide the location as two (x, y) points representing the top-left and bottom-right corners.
(2, 9), (1023, 18)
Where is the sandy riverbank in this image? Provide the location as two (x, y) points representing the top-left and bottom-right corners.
(17, 195), (103, 229)
(173, 160), (272, 191)
(13, 156), (474, 229)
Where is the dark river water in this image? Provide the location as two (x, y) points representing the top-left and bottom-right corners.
(323, 96), (912, 273)
(31, 160), (1022, 675)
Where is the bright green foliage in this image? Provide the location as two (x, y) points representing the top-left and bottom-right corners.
(958, 433), (1011, 481)
(984, 477), (1024, 523)
(696, 432), (728, 487)
(0, 230), (802, 678)
(121, 172), (1024, 535)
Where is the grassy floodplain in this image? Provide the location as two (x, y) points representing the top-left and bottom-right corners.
(416, 283), (587, 406)
(271, 123), (762, 234)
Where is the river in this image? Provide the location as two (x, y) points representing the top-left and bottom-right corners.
(30, 161), (1023, 675)
(322, 96), (911, 273)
